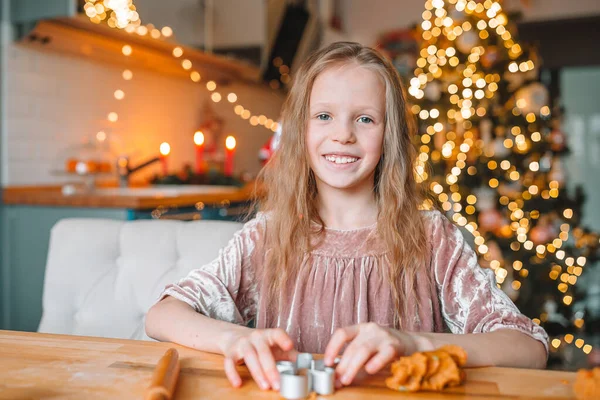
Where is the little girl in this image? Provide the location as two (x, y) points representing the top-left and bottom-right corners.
(146, 42), (548, 391)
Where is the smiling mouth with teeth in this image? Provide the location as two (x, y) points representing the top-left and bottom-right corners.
(324, 155), (359, 164)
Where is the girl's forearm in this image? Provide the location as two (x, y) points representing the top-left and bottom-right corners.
(145, 296), (251, 355)
(413, 329), (547, 369)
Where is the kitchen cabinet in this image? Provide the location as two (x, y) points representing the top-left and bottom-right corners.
(10, 0), (74, 24)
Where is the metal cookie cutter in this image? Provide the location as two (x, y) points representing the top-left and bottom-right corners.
(276, 353), (339, 399)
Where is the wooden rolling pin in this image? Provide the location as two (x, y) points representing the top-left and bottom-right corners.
(145, 348), (181, 400)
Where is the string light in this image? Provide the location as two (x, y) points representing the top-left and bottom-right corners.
(172, 47), (183, 58)
(225, 136), (236, 150)
(114, 90), (125, 100)
(190, 71), (201, 82)
(85, 0), (280, 133)
(548, 334), (594, 356)
(84, 1), (139, 28)
(159, 142), (171, 156)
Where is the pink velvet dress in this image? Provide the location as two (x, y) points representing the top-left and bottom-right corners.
(160, 210), (548, 355)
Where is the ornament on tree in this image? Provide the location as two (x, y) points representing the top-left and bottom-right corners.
(480, 118), (493, 144)
(473, 187), (496, 211)
(376, 29), (418, 80)
(575, 230), (600, 248)
(549, 158), (566, 185)
(448, 7), (464, 22)
(529, 215), (558, 245)
(522, 169), (535, 185)
(455, 30), (478, 54)
(503, 70), (526, 92)
(550, 128), (567, 152)
(434, 130), (445, 150)
(393, 52), (418, 80)
(498, 223), (513, 239)
(478, 208), (504, 233)
(515, 82), (549, 115)
(494, 124), (507, 137)
(487, 240), (504, 263)
(493, 137), (511, 158)
(481, 46), (499, 68)
(424, 80), (442, 102)
(539, 151), (553, 172)
(498, 181), (523, 198)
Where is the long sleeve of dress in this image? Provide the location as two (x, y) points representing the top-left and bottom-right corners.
(427, 210), (549, 355)
(158, 214), (266, 326)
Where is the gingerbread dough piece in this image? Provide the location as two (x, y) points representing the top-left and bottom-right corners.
(386, 352), (428, 391)
(385, 346), (468, 393)
(421, 351), (461, 391)
(438, 345), (468, 366)
(423, 352), (441, 380)
(573, 367), (600, 400)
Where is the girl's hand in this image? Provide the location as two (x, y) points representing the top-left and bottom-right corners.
(219, 328), (298, 391)
(323, 323), (433, 386)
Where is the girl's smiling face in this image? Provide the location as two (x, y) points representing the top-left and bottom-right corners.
(306, 63), (386, 193)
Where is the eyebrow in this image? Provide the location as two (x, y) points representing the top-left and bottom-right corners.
(309, 102), (382, 114)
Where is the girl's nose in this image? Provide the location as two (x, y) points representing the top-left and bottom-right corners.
(331, 121), (356, 144)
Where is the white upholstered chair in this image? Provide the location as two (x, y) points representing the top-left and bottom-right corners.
(37, 218), (243, 340)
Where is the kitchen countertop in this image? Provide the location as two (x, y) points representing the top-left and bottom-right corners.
(1, 183), (256, 210)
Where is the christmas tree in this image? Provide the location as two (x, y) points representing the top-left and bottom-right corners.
(399, 0), (600, 369)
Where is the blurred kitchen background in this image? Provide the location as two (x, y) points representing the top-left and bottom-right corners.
(1, 0), (600, 371)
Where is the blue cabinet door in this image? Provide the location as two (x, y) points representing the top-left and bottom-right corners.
(0, 205), (128, 332)
(10, 0), (75, 23)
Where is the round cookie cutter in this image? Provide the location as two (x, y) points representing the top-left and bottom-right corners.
(276, 353), (340, 399)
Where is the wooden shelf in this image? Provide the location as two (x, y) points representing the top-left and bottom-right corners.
(23, 14), (262, 85)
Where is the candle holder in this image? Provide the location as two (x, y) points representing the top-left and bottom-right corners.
(149, 164), (244, 187)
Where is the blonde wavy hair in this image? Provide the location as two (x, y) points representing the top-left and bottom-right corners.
(254, 41), (429, 328)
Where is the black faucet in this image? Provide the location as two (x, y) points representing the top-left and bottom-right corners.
(116, 155), (161, 187)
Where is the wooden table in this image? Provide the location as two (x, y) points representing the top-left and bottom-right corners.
(0, 330), (578, 399)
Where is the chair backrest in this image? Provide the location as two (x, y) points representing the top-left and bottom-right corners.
(38, 218), (243, 340)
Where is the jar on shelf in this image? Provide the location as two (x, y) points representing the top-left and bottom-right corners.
(52, 130), (120, 190)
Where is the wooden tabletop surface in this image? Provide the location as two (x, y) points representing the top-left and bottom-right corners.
(0, 330), (578, 399)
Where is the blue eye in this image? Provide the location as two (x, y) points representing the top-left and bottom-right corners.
(316, 114), (331, 121)
(358, 116), (373, 124)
